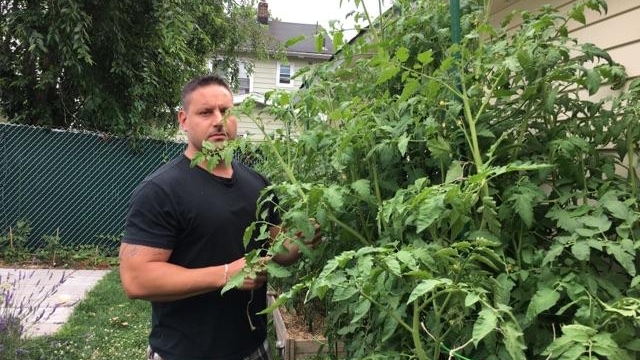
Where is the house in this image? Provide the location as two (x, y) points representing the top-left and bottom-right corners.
(230, 0), (334, 140)
(489, 0), (639, 98)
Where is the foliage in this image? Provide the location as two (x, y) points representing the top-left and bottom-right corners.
(242, 0), (640, 359)
(1, 220), (117, 268)
(0, 220), (32, 263)
(0, 0), (270, 137)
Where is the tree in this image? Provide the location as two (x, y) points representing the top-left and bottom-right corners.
(0, 0), (269, 137)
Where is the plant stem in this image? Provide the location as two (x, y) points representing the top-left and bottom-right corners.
(370, 158), (385, 235)
(327, 212), (370, 245)
(627, 122), (638, 197)
(248, 111), (306, 200)
(413, 300), (428, 360)
(358, 289), (412, 333)
(359, 0), (380, 44)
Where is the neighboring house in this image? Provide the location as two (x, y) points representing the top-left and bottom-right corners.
(228, 0), (334, 141)
(490, 0), (639, 97)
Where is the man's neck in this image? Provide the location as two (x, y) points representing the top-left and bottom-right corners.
(184, 150), (233, 178)
(211, 162), (233, 178)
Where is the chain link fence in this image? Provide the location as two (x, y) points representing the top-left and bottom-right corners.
(1, 123), (187, 251)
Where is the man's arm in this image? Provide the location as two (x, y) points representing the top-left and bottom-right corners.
(118, 243), (263, 302)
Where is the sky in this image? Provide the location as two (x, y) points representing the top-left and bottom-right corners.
(264, 0), (392, 38)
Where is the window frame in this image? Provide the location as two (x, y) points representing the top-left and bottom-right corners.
(237, 61), (253, 95)
(276, 61), (294, 87)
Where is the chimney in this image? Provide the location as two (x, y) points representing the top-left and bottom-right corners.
(257, 0), (269, 25)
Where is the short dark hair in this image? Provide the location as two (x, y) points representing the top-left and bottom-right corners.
(181, 75), (232, 110)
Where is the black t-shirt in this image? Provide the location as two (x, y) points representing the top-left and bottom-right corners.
(122, 154), (280, 360)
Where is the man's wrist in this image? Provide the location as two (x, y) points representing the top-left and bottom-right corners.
(223, 263), (229, 285)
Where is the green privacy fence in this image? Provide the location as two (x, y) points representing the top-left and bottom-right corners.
(0, 123), (186, 250)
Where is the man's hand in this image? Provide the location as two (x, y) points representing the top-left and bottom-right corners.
(272, 219), (323, 266)
(227, 256), (269, 291)
(295, 219), (322, 249)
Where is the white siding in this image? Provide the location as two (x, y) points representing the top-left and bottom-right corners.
(490, 0), (639, 179)
(250, 56), (325, 95)
(235, 106), (283, 142)
(490, 1), (640, 78)
(234, 55), (327, 140)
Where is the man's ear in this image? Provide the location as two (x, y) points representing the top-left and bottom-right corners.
(178, 109), (187, 131)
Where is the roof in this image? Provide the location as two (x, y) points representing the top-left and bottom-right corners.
(266, 21), (334, 59)
(233, 92), (267, 105)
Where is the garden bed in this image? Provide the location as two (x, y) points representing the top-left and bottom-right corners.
(267, 293), (343, 360)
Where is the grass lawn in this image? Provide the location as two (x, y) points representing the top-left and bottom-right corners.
(19, 270), (150, 360)
(14, 269), (283, 360)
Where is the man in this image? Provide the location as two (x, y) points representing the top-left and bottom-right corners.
(119, 75), (315, 360)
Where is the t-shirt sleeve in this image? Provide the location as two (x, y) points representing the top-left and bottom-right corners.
(122, 180), (179, 249)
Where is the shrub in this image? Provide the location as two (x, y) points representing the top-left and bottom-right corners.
(243, 0), (640, 359)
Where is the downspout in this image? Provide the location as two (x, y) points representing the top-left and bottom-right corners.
(450, 0), (461, 45)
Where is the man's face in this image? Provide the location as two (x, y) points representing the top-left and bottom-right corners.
(178, 84), (237, 158)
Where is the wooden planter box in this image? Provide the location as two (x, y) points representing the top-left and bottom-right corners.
(267, 294), (344, 360)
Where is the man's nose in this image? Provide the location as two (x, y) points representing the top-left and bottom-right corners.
(211, 109), (224, 125)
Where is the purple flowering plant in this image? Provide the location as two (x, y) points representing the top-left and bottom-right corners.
(0, 270), (67, 360)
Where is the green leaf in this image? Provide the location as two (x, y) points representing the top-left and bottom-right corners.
(542, 244), (565, 266)
(544, 87), (559, 113)
(407, 279), (450, 304)
(502, 322), (526, 360)
(510, 191), (535, 228)
(385, 257), (402, 276)
(472, 308), (498, 345)
(603, 198), (629, 220)
(395, 46), (410, 63)
(417, 50), (433, 65)
(525, 288), (561, 323)
(585, 69), (602, 95)
(377, 65), (400, 84)
(575, 227), (597, 237)
(396, 250), (417, 270)
(397, 133), (410, 156)
(332, 31), (344, 51)
(266, 262), (292, 278)
(323, 185), (344, 210)
(427, 136), (452, 162)
(570, 4), (587, 24)
(445, 161), (463, 183)
(350, 179), (371, 198)
(285, 35), (305, 48)
(548, 208), (580, 231)
(543, 324), (597, 356)
(332, 286), (358, 302)
(416, 194), (445, 233)
(399, 78), (420, 102)
(465, 292), (481, 307)
(380, 314), (399, 342)
(351, 298), (371, 323)
(243, 223), (255, 248)
(625, 338), (640, 351)
(221, 270), (246, 294)
(571, 241), (590, 261)
(606, 244), (636, 276)
(314, 33), (324, 52)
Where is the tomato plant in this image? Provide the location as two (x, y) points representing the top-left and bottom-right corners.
(243, 0), (640, 359)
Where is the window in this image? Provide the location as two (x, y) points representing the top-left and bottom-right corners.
(207, 58), (252, 94)
(277, 62), (294, 86)
(238, 62), (251, 95)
